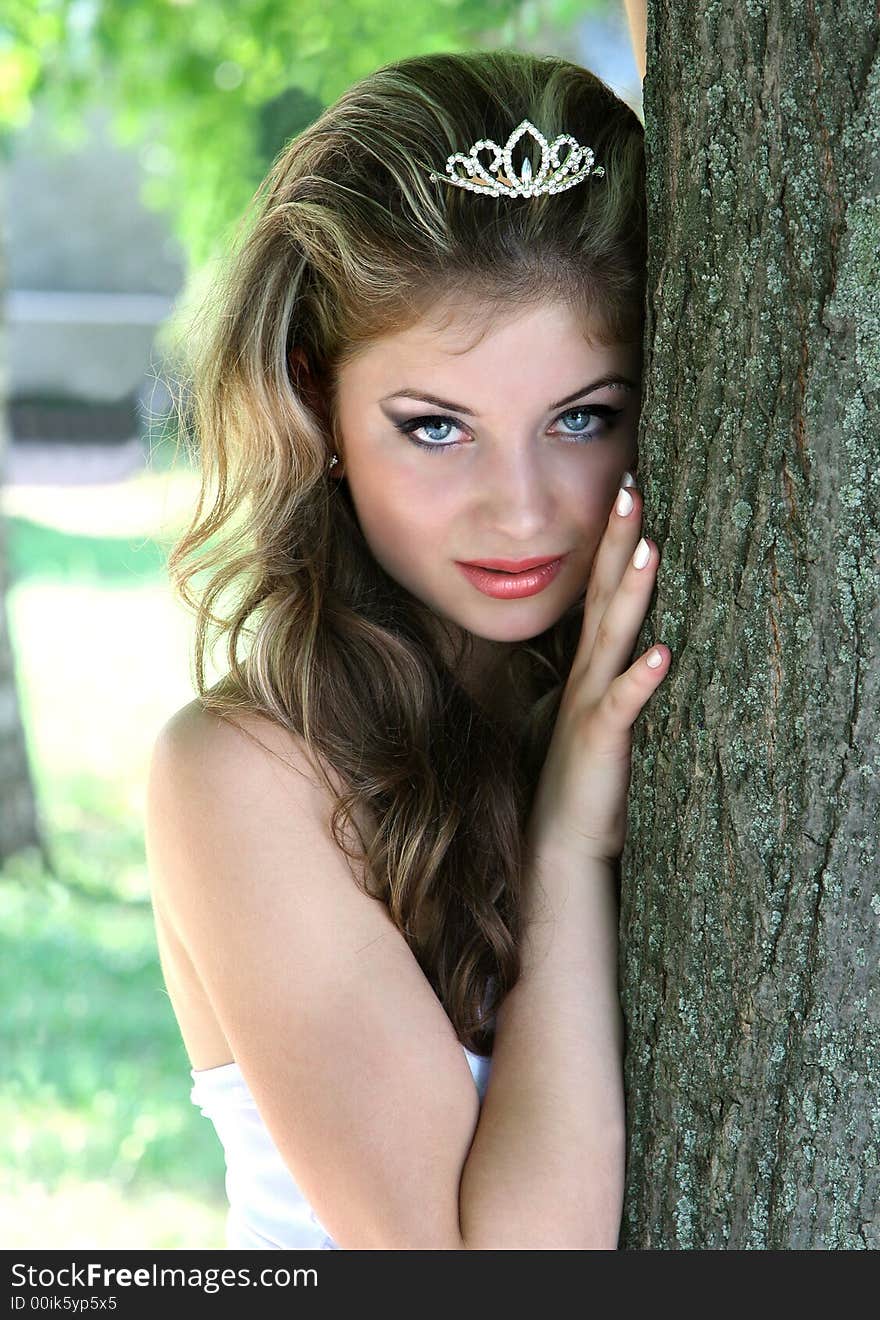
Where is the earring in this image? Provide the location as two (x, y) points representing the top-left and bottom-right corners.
(329, 453), (339, 470)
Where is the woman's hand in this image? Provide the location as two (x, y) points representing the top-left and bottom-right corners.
(527, 477), (668, 865)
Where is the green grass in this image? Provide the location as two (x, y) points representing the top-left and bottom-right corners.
(1, 450), (229, 1248)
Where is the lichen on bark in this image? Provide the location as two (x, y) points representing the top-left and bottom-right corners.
(618, 0), (880, 1249)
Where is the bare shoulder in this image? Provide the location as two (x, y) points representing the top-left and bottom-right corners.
(146, 695), (371, 923)
(152, 697), (329, 795)
(145, 700), (478, 1247)
(149, 696), (364, 846)
(146, 697), (355, 1064)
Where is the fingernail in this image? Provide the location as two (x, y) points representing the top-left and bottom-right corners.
(616, 487), (634, 517)
(646, 648), (663, 668)
(632, 537), (650, 569)
(622, 470), (637, 488)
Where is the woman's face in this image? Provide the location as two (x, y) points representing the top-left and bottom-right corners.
(331, 298), (641, 649)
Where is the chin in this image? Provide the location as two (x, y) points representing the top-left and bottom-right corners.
(462, 608), (565, 644)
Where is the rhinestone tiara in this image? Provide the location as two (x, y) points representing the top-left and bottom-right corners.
(427, 118), (605, 199)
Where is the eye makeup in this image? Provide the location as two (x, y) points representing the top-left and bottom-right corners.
(389, 404), (626, 454)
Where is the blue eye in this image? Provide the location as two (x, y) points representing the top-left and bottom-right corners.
(552, 406), (622, 439)
(393, 415), (465, 452)
(393, 406), (624, 453)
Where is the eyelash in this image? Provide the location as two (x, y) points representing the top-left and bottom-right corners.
(392, 406), (625, 454)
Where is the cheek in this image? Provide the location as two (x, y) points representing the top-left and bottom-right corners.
(566, 456), (620, 528)
(349, 465), (454, 558)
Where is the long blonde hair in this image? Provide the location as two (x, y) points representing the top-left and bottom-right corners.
(166, 49), (646, 1054)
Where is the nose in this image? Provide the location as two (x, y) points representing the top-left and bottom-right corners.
(475, 441), (557, 541)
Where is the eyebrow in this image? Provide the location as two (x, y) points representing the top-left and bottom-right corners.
(379, 375), (638, 416)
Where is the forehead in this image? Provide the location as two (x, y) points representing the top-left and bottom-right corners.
(337, 298), (638, 392)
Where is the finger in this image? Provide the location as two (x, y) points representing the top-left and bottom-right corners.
(576, 535), (661, 708)
(575, 482), (645, 672)
(590, 639), (671, 742)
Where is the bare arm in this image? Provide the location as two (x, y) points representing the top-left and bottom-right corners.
(149, 462), (665, 1250)
(147, 704), (624, 1249)
(623, 0), (647, 81)
(459, 834), (625, 1248)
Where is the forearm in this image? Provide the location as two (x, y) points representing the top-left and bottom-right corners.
(623, 0), (647, 81)
(458, 840), (625, 1249)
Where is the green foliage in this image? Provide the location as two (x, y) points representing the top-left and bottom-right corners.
(1, 463), (229, 1247)
(0, 0), (64, 139)
(5, 513), (170, 583)
(1, 871), (223, 1196)
(1, 0), (604, 265)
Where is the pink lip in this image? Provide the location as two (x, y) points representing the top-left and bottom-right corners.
(461, 555), (564, 572)
(456, 555), (567, 599)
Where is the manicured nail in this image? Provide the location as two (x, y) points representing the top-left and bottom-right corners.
(646, 648), (663, 668)
(632, 537), (650, 569)
(616, 487), (634, 517)
(622, 470), (637, 488)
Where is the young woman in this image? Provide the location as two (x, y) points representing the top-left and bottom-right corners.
(146, 37), (666, 1251)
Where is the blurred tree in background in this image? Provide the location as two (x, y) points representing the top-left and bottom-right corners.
(1, 0), (603, 271)
(0, 3), (61, 867)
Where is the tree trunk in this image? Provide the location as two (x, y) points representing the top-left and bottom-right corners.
(0, 183), (49, 872)
(619, 1), (880, 1248)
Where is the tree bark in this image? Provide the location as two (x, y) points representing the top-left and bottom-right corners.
(619, 0), (880, 1248)
(0, 181), (49, 872)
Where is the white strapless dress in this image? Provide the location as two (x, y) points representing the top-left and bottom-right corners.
(190, 1046), (492, 1249)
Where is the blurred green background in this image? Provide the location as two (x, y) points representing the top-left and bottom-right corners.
(1, 0), (639, 1250)
(1, 438), (227, 1247)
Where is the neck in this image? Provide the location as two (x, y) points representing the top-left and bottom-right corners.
(457, 640), (525, 726)
(424, 614), (523, 724)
